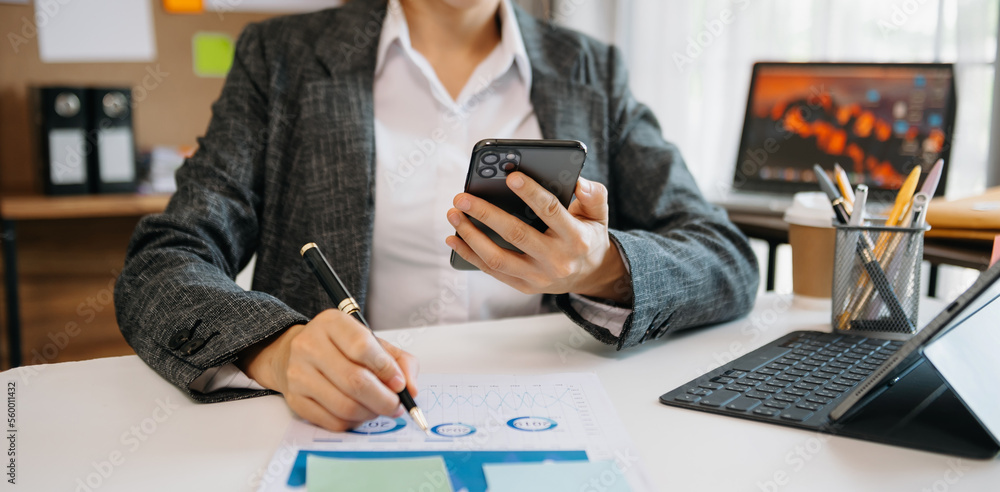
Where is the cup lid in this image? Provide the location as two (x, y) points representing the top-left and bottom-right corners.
(783, 192), (835, 228)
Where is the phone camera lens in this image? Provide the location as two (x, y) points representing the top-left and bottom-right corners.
(500, 161), (517, 173)
(505, 153), (517, 161)
(481, 153), (499, 165)
(478, 166), (497, 178)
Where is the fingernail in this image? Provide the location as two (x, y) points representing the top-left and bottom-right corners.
(509, 174), (524, 189)
(579, 178), (592, 195)
(456, 197), (471, 211)
(447, 211), (461, 227)
(390, 375), (406, 391)
(393, 407), (404, 418)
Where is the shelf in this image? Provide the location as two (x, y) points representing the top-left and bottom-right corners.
(0, 193), (171, 221)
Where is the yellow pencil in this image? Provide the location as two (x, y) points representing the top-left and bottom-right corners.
(833, 164), (855, 215)
(884, 166), (922, 227)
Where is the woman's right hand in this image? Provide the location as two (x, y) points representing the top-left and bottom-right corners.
(237, 308), (419, 432)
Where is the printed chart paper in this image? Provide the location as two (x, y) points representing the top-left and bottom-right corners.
(259, 373), (652, 492)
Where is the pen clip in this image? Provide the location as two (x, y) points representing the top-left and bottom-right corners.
(849, 184), (868, 226)
(910, 192), (930, 227)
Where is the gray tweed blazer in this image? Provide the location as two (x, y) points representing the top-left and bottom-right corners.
(115, 0), (759, 403)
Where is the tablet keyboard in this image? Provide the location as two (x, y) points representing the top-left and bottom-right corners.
(662, 332), (903, 424)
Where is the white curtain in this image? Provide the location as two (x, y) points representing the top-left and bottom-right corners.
(554, 0), (998, 200)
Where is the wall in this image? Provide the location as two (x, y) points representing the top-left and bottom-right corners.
(0, 2), (274, 366)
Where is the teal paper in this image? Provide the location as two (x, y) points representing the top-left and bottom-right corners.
(482, 460), (633, 492)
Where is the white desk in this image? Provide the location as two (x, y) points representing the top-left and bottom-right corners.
(3, 294), (997, 491)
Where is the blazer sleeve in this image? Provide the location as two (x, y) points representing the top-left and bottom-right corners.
(114, 23), (309, 403)
(555, 45), (760, 349)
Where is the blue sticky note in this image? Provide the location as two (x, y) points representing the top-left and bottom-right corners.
(483, 460), (633, 492)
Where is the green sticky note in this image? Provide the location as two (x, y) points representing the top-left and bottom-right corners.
(192, 32), (234, 78)
(483, 460), (633, 492)
(306, 455), (454, 492)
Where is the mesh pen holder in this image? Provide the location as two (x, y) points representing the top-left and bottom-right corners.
(831, 222), (928, 340)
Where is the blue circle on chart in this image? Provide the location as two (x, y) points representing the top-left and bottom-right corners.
(507, 416), (558, 432)
(348, 416), (407, 434)
(431, 423), (477, 437)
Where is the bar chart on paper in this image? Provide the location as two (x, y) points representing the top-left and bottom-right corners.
(261, 373), (652, 492)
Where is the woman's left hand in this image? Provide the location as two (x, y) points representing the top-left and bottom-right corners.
(446, 172), (632, 303)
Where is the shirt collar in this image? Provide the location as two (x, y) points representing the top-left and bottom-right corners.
(375, 0), (532, 90)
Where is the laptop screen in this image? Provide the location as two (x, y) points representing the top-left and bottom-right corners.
(732, 62), (956, 199)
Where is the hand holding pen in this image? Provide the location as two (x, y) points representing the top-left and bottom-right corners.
(301, 243), (430, 434)
(234, 250), (423, 434)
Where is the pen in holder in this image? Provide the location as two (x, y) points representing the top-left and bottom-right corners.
(831, 221), (928, 340)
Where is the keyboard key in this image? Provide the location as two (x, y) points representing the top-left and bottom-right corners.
(753, 407), (779, 417)
(826, 384), (850, 392)
(811, 372), (836, 379)
(698, 390), (740, 407)
(765, 380), (791, 388)
(731, 347), (792, 372)
(699, 382), (724, 390)
(814, 390), (839, 399)
(792, 349), (814, 356)
(785, 369), (810, 377)
(739, 378), (762, 387)
(725, 397), (762, 412)
(794, 382), (820, 391)
(764, 401), (790, 409)
(796, 402), (823, 411)
(849, 368), (872, 376)
(776, 357), (800, 366)
(757, 368), (779, 376)
(806, 397), (831, 405)
(842, 373), (866, 382)
(784, 354), (806, 361)
(784, 388), (808, 397)
(675, 394), (701, 403)
(757, 385), (782, 394)
(775, 375), (799, 383)
(710, 376), (735, 384)
(833, 378), (858, 387)
(857, 363), (881, 371)
(725, 384), (751, 393)
(722, 369), (747, 379)
(746, 373), (769, 381)
(780, 408), (814, 421)
(774, 394), (799, 403)
(687, 388), (712, 396)
(803, 377), (827, 385)
(827, 362), (851, 370)
(766, 363), (791, 371)
(745, 390), (771, 400)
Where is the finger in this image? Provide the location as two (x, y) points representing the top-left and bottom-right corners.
(505, 172), (577, 235)
(566, 177), (609, 224)
(286, 384), (374, 432)
(444, 235), (531, 292)
(316, 309), (407, 393)
(451, 193), (547, 257)
(314, 341), (404, 417)
(446, 209), (532, 277)
(379, 339), (419, 398)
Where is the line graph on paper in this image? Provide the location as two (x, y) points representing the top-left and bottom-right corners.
(304, 374), (608, 451)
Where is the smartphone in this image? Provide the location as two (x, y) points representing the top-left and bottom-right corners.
(450, 138), (587, 271)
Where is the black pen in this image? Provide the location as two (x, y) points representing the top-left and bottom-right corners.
(300, 242), (430, 435)
(813, 165), (914, 332)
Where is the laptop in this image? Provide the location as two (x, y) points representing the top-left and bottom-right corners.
(717, 62), (957, 215)
(660, 262), (1000, 459)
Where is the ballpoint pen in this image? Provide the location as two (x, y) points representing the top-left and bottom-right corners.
(300, 242), (430, 435)
(919, 158), (944, 197)
(814, 165), (914, 332)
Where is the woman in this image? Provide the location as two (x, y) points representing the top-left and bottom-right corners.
(115, 0), (758, 432)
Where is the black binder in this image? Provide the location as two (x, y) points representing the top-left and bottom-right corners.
(89, 88), (138, 193)
(36, 87), (91, 195)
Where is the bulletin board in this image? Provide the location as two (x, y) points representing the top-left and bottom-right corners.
(0, 2), (276, 194)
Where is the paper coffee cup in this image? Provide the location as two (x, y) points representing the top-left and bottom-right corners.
(783, 192), (836, 304)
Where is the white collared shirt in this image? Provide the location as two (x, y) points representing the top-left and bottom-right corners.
(191, 0), (628, 393)
(365, 0), (543, 330)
